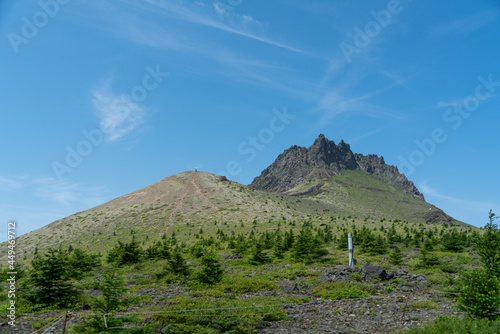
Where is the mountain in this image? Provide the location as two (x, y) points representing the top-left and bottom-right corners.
(8, 171), (335, 261)
(4, 135), (464, 262)
(250, 134), (456, 224)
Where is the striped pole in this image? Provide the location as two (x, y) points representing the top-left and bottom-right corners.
(348, 233), (353, 268)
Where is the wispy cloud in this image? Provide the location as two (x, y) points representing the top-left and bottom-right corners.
(347, 128), (383, 144)
(77, 0), (303, 54)
(435, 99), (464, 108)
(419, 183), (498, 214)
(92, 85), (146, 142)
(314, 81), (406, 125)
(0, 176), (26, 190)
(0, 175), (110, 239)
(141, 0), (304, 53)
(429, 10), (500, 38)
(0, 174), (109, 208)
(435, 93), (494, 109)
(33, 176), (108, 208)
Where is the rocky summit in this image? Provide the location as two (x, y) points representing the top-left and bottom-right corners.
(250, 134), (423, 199)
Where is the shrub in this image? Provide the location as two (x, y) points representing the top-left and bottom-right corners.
(349, 272), (362, 282)
(213, 275), (277, 294)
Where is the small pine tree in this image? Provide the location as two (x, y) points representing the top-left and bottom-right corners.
(419, 247), (440, 267)
(145, 243), (160, 260)
(478, 210), (500, 277)
(442, 229), (464, 252)
(293, 225), (328, 263)
(23, 248), (79, 308)
(77, 268), (129, 332)
(337, 232), (349, 250)
(234, 235), (248, 254)
(168, 248), (191, 276)
(68, 248), (101, 279)
(249, 242), (271, 265)
(194, 251), (223, 285)
(158, 241), (171, 260)
(458, 268), (500, 318)
(93, 268), (127, 314)
(107, 238), (143, 266)
(423, 238), (434, 251)
(284, 230), (295, 250)
(273, 234), (285, 259)
(389, 246), (403, 266)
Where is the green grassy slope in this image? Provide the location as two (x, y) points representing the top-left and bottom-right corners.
(286, 170), (462, 225)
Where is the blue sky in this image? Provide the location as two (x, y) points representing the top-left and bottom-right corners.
(1, 0), (499, 241)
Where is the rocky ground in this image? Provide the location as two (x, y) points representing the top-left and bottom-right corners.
(1, 265), (464, 334)
(260, 291), (461, 334)
(259, 265), (463, 334)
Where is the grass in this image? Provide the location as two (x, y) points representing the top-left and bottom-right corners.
(190, 274), (278, 296)
(409, 301), (439, 310)
(311, 281), (371, 300)
(401, 315), (500, 333)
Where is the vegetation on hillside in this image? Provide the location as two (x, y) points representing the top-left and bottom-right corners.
(2, 211), (498, 333)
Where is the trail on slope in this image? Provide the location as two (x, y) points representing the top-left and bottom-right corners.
(191, 173), (219, 210)
(168, 172), (219, 221)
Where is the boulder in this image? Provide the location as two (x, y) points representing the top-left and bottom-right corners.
(361, 265), (388, 281)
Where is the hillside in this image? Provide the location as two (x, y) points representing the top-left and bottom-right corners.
(4, 135), (466, 263)
(7, 171), (335, 262)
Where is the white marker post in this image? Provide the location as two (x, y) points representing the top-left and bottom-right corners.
(348, 233), (353, 268)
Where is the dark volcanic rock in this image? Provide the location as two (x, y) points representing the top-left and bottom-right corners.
(361, 265), (388, 281)
(423, 208), (454, 223)
(249, 134), (423, 199)
(324, 266), (361, 282)
(355, 153), (423, 199)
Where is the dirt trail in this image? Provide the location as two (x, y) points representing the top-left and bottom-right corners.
(191, 173), (219, 210)
(169, 172), (218, 220)
(168, 174), (191, 221)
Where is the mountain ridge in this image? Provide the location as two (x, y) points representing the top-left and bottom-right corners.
(2, 135), (466, 262)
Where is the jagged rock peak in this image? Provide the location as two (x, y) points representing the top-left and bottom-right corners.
(306, 134), (358, 171)
(250, 134), (423, 200)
